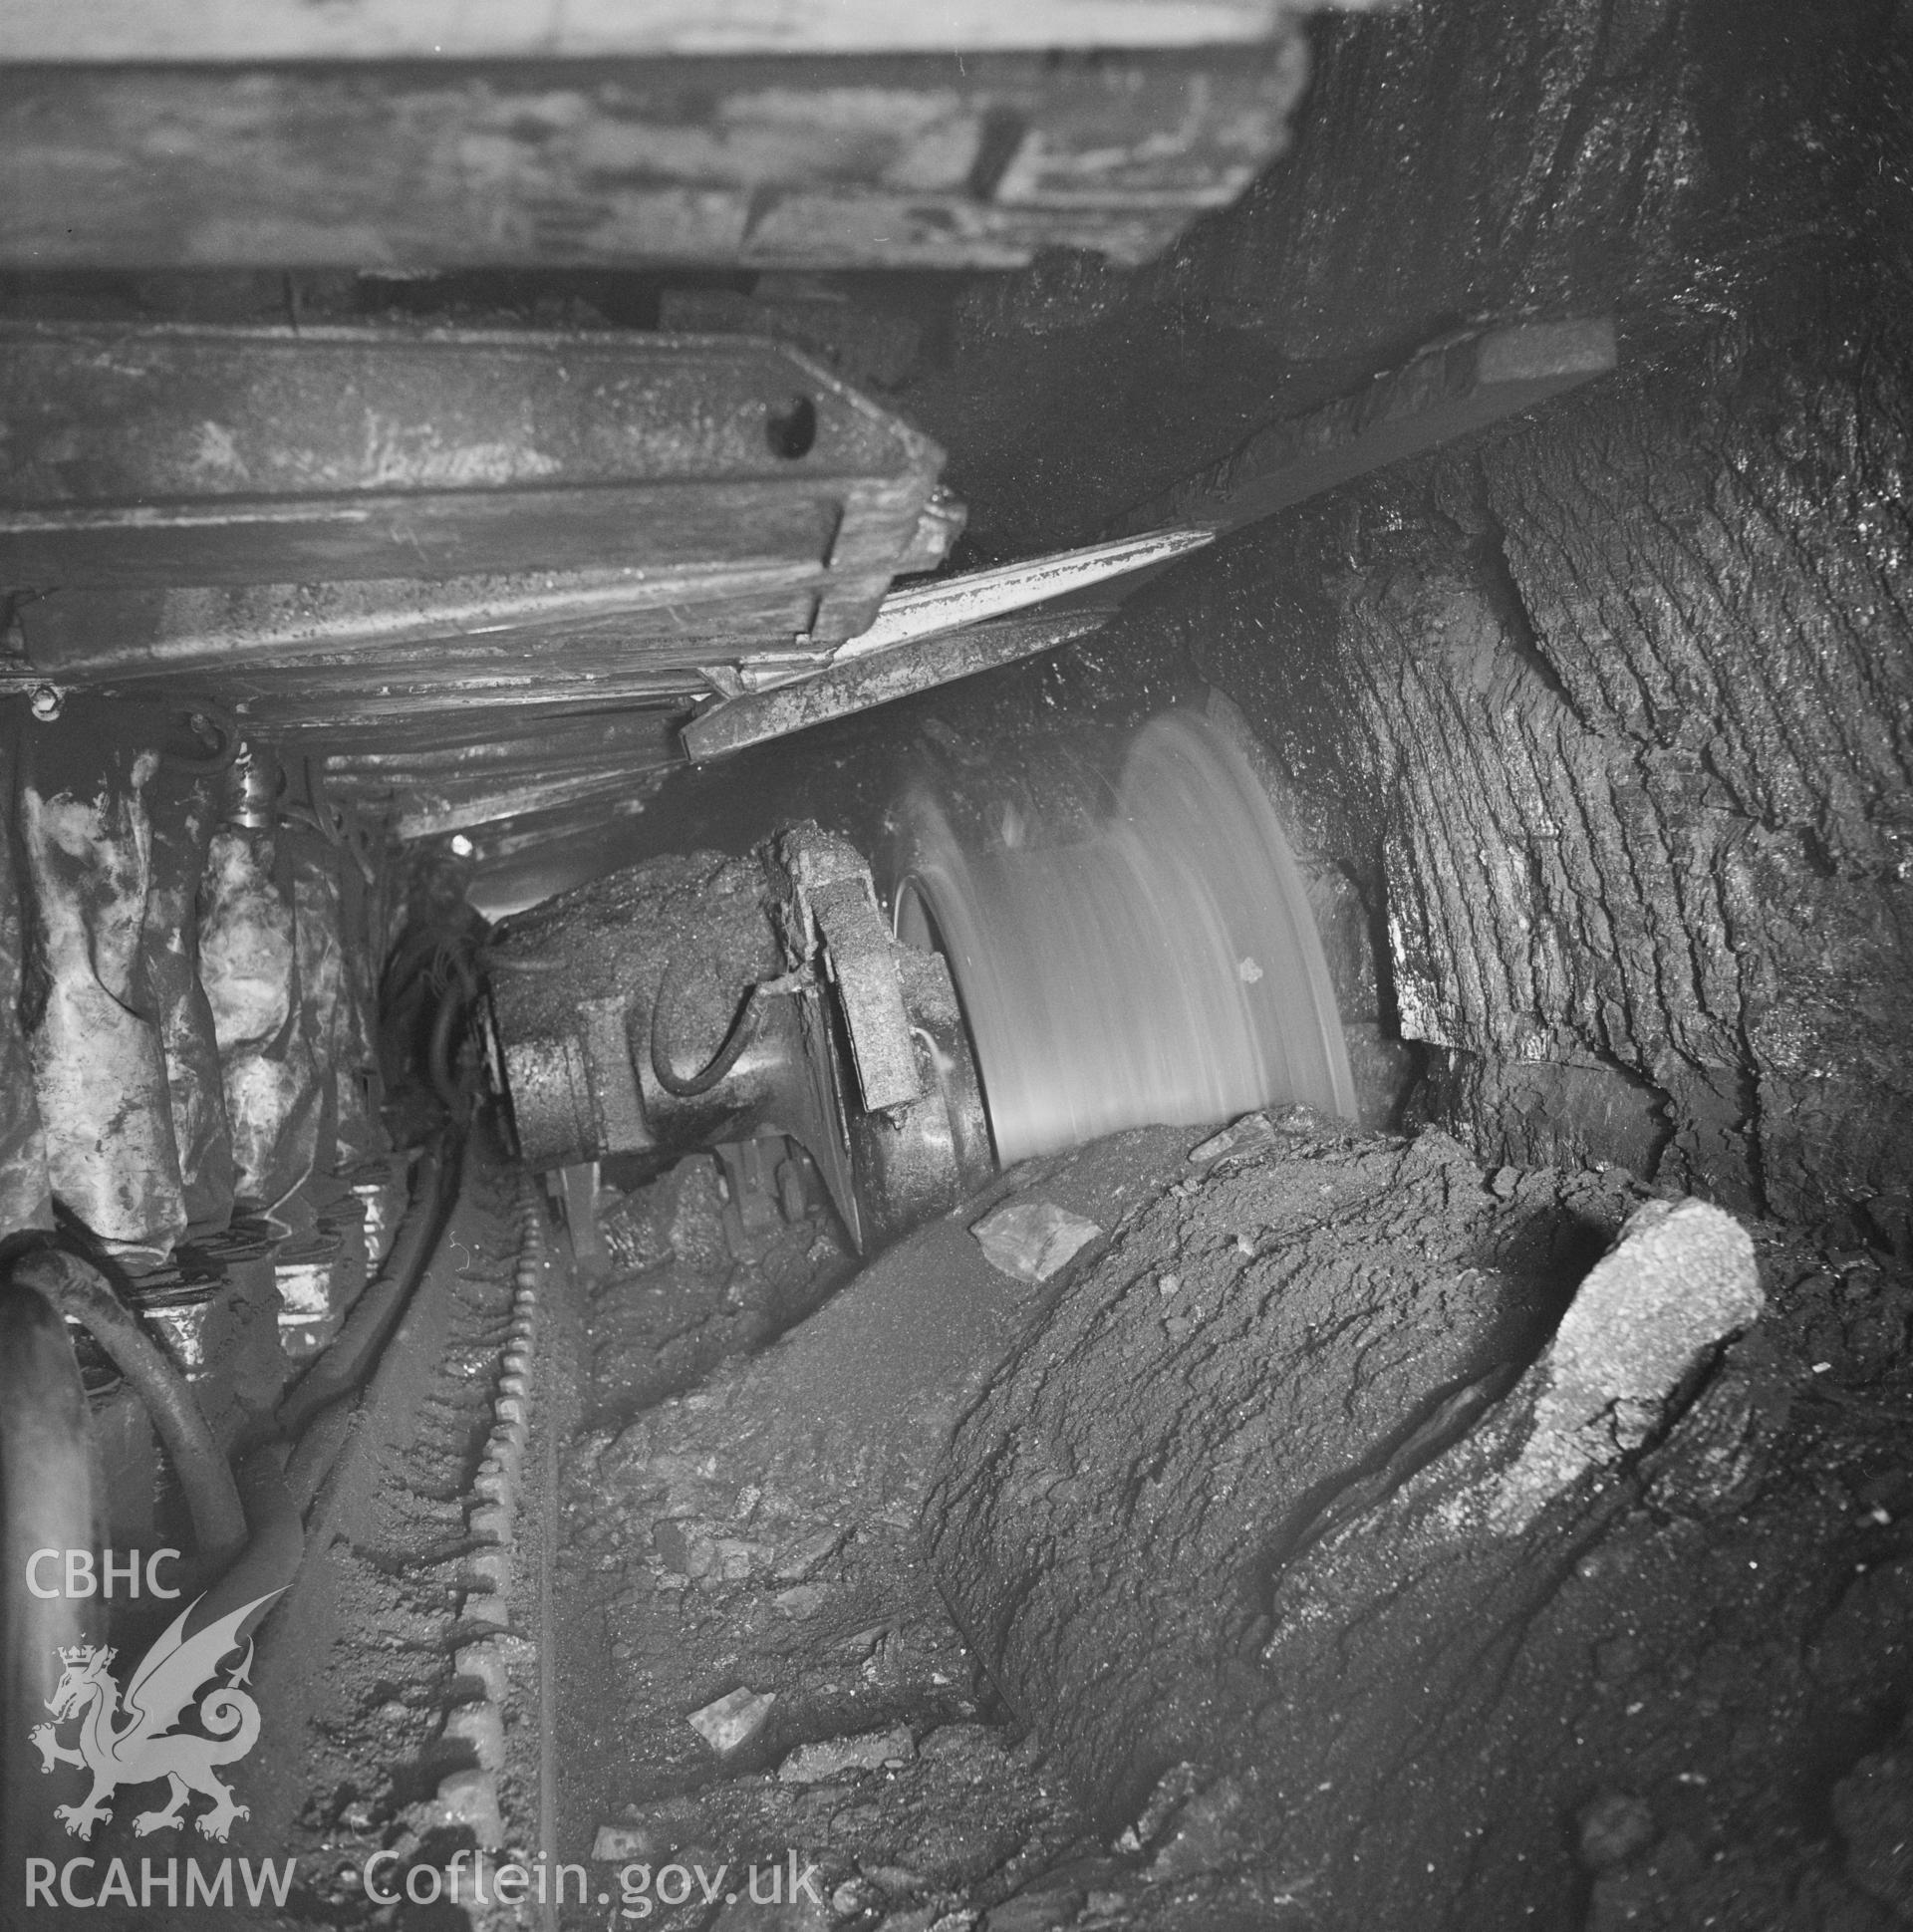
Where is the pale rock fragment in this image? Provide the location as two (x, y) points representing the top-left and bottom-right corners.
(592, 1823), (665, 1861)
(1489, 1199), (1762, 1532)
(777, 1724), (916, 1785)
(419, 1769), (503, 1848)
(688, 1686), (776, 1756)
(970, 1199), (1102, 1283)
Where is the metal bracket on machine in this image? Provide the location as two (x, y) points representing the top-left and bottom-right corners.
(764, 825), (989, 1251)
(781, 829), (923, 1115)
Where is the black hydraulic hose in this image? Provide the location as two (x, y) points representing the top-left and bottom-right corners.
(279, 1141), (454, 1446)
(9, 1248), (248, 1572)
(427, 949), (483, 1117)
(0, 1283), (93, 1615)
(191, 1442), (305, 1634)
(428, 987), (465, 1113)
(0, 1280), (96, 1880)
(649, 953), (766, 1099)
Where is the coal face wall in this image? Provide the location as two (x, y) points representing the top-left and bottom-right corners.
(991, 0), (1913, 1233)
(1164, 304), (1913, 1229)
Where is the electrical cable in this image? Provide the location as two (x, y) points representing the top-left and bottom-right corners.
(649, 953), (764, 1099)
(8, 1245), (248, 1569)
(648, 957), (815, 1100)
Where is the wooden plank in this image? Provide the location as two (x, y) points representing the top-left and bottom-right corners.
(1105, 320), (1620, 538)
(683, 609), (1108, 760)
(2, 0), (1329, 62)
(0, 49), (1314, 270)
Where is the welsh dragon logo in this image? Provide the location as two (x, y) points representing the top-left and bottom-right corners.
(28, 1589), (282, 1843)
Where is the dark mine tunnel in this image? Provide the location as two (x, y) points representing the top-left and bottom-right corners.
(0, 2), (1909, 1928)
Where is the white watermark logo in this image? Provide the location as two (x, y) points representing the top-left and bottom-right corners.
(352, 1848), (828, 1923)
(25, 1855), (295, 1912)
(26, 1548), (181, 1600)
(27, 1587), (282, 1845)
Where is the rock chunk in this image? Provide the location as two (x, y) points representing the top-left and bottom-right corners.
(969, 1199), (1102, 1283)
(688, 1687), (776, 1756)
(592, 1823), (663, 1862)
(1490, 1199), (1762, 1531)
(778, 1725), (916, 1785)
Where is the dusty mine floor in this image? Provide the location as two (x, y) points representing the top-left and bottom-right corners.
(552, 1154), (1104, 1932)
(542, 1117), (1913, 1932)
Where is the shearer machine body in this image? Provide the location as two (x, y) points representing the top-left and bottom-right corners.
(485, 708), (1356, 1251)
(487, 822), (992, 1252)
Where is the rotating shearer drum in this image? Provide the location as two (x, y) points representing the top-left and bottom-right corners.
(891, 707), (1357, 1166)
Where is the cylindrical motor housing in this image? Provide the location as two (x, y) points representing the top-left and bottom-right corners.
(487, 848), (786, 1170)
(486, 824), (991, 1251)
